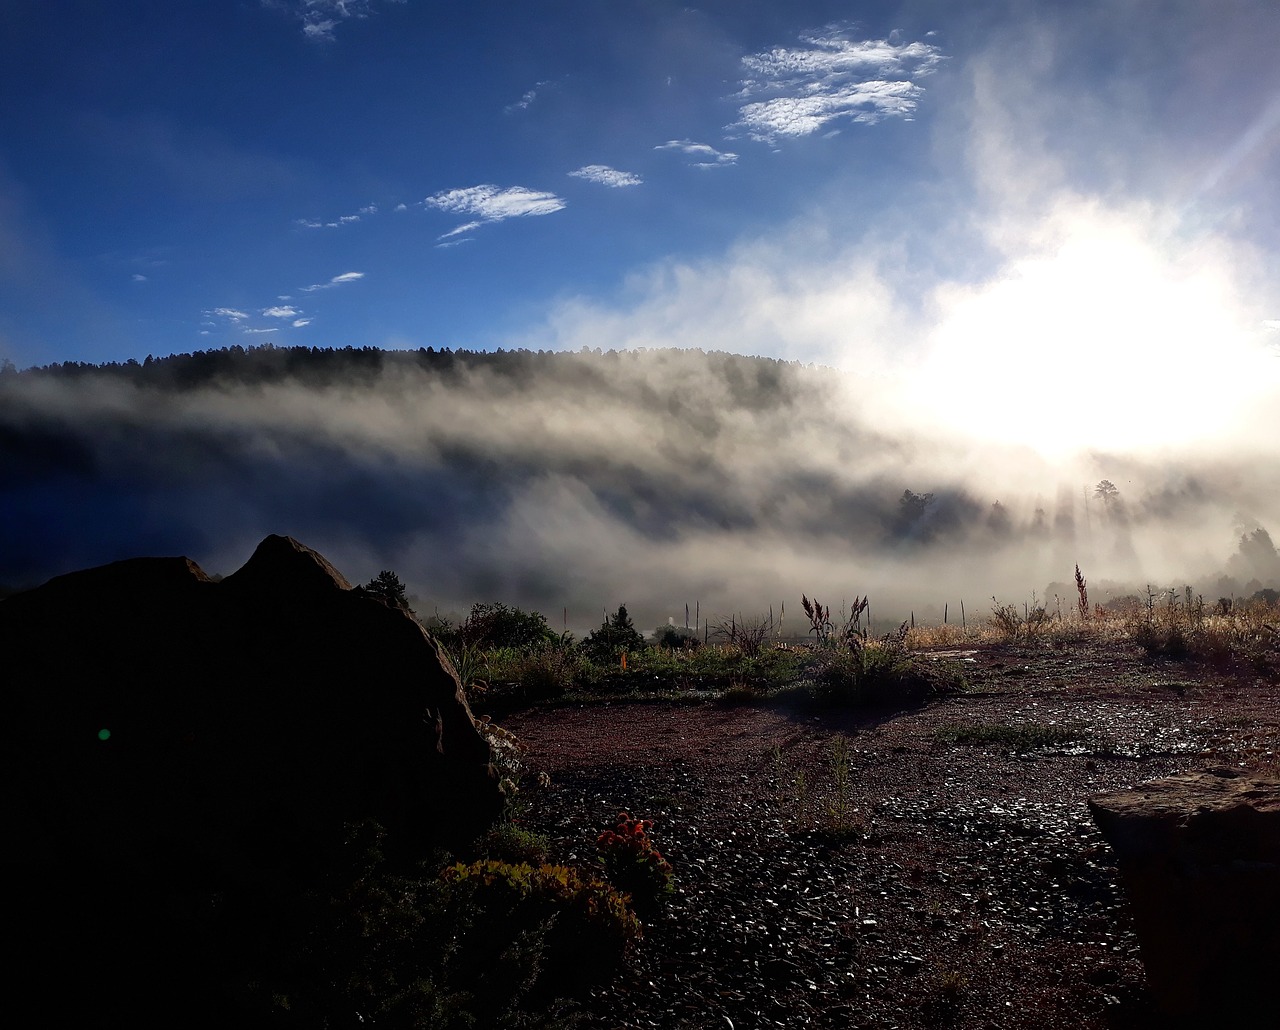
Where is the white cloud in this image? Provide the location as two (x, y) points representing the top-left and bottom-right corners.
(425, 184), (566, 236)
(736, 81), (926, 139)
(505, 82), (548, 114)
(426, 185), (566, 219)
(296, 271), (363, 291)
(242, 327), (279, 334)
(263, 305), (300, 318)
(292, 318), (312, 327)
(569, 165), (643, 188)
(439, 220), (483, 240)
(209, 307), (250, 322)
(300, 270), (365, 291)
(268, 0), (402, 43)
(131, 273), (147, 282)
(654, 140), (738, 168)
(296, 203), (376, 229)
(730, 28), (945, 143)
(394, 202), (407, 212)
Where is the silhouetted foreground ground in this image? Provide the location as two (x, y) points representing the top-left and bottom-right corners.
(504, 640), (1280, 1029)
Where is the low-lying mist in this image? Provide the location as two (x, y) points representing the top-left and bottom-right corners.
(3, 346), (1278, 635)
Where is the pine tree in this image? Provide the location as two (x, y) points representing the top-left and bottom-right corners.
(363, 570), (413, 612)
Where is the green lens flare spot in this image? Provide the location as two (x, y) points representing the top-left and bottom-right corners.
(97, 728), (111, 741)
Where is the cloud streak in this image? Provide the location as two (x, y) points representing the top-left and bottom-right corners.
(300, 270), (365, 291)
(295, 203), (376, 229)
(425, 184), (566, 238)
(569, 165), (643, 188)
(654, 140), (738, 168)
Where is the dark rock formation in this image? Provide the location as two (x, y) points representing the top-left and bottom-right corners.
(2, 535), (500, 1019)
(1089, 767), (1280, 1021)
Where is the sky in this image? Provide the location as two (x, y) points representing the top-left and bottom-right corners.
(4, 2), (1277, 376)
(4, 1), (1280, 622)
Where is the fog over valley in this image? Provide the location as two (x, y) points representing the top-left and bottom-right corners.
(4, 345), (1278, 633)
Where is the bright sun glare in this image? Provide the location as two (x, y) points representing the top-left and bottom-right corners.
(917, 214), (1272, 457)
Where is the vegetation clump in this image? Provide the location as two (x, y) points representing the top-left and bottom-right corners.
(935, 722), (1088, 752)
(802, 620), (966, 710)
(442, 858), (642, 988)
(580, 604), (646, 663)
(595, 812), (675, 915)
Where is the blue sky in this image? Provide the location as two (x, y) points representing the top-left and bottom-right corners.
(3, 0), (1280, 426)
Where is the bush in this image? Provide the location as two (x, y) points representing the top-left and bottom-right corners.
(803, 623), (964, 709)
(654, 624), (700, 649)
(437, 602), (559, 651)
(478, 823), (551, 866)
(580, 605), (646, 663)
(442, 859), (641, 988)
(595, 812), (675, 916)
(484, 644), (587, 701)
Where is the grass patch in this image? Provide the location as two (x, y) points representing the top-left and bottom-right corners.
(935, 722), (1087, 752)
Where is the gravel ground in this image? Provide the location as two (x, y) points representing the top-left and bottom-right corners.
(498, 640), (1280, 1029)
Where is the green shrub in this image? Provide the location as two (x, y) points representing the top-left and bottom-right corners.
(479, 822), (552, 865)
(580, 605), (646, 663)
(803, 624), (964, 709)
(442, 859), (641, 987)
(437, 602), (559, 651)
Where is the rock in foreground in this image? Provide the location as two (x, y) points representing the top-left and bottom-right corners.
(4, 534), (499, 866)
(1089, 767), (1280, 1021)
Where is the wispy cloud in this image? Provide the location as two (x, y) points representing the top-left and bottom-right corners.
(263, 305), (300, 318)
(300, 271), (365, 292)
(295, 203), (377, 229)
(654, 140), (738, 169)
(131, 273), (148, 282)
(569, 165), (643, 188)
(729, 28), (945, 143)
(505, 81), (548, 114)
(292, 318), (312, 328)
(267, 0), (403, 43)
(425, 184), (566, 238)
(439, 220), (483, 239)
(208, 307), (250, 322)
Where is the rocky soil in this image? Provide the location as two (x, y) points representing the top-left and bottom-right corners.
(500, 640), (1280, 1029)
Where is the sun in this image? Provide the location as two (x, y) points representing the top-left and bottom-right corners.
(914, 210), (1270, 458)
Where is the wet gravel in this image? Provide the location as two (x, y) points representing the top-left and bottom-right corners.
(499, 641), (1280, 1029)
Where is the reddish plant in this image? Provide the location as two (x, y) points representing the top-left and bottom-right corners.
(596, 812), (674, 914)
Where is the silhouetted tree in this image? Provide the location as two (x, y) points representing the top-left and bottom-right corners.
(363, 570), (412, 612)
(1094, 480), (1122, 519)
(458, 602), (557, 650)
(582, 605), (646, 661)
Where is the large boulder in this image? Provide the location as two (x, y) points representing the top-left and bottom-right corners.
(1088, 767), (1280, 1021)
(3, 532), (500, 874)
